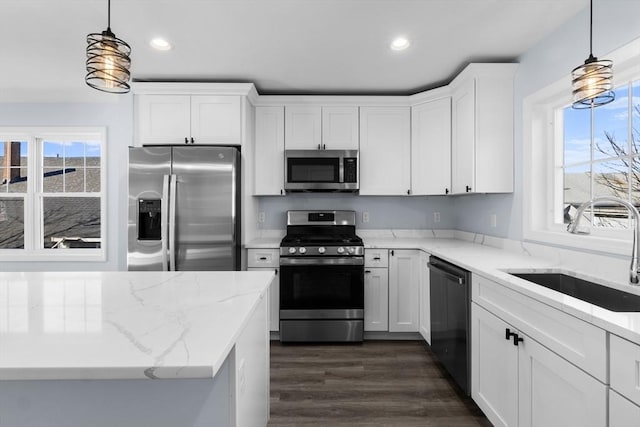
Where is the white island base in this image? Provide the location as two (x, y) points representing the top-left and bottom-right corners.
(0, 271), (273, 427)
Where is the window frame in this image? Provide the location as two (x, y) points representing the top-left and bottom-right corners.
(0, 127), (107, 262)
(524, 39), (640, 256)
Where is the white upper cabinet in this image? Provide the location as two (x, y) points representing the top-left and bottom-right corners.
(135, 94), (242, 146)
(411, 96), (452, 196)
(254, 106), (285, 196)
(450, 63), (517, 194)
(284, 106), (322, 150)
(322, 107), (359, 149)
(190, 96), (242, 144)
(359, 106), (411, 195)
(285, 106), (359, 150)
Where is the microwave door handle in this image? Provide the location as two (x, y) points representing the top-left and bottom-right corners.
(160, 174), (170, 271)
(339, 156), (344, 183)
(168, 174), (177, 271)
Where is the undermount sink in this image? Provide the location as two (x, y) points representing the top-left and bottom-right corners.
(510, 273), (640, 312)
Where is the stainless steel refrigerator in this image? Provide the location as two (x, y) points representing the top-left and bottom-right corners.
(128, 146), (240, 271)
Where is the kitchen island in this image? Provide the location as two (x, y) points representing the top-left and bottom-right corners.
(0, 270), (274, 427)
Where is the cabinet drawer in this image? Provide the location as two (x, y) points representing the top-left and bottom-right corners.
(472, 273), (607, 382)
(611, 334), (640, 406)
(247, 249), (279, 268)
(365, 249), (388, 268)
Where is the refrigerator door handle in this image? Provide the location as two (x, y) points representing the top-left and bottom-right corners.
(168, 174), (177, 271)
(160, 174), (170, 271)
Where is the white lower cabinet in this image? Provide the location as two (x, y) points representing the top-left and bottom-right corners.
(471, 303), (518, 427)
(364, 249), (389, 332)
(388, 249), (420, 332)
(364, 267), (389, 331)
(472, 303), (607, 427)
(610, 389), (640, 427)
(609, 334), (640, 426)
(247, 248), (280, 332)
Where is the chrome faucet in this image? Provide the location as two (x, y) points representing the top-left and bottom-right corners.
(567, 196), (640, 285)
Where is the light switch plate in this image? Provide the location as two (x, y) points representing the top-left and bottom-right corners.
(362, 212), (370, 223)
(433, 212), (440, 223)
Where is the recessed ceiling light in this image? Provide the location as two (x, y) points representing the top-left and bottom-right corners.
(150, 38), (172, 51)
(390, 37), (410, 51)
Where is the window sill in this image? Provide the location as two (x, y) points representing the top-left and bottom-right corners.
(524, 227), (632, 258)
(0, 249), (106, 263)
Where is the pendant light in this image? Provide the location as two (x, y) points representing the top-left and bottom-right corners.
(85, 0), (131, 94)
(571, 0), (614, 109)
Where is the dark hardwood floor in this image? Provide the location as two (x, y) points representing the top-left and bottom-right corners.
(269, 340), (492, 427)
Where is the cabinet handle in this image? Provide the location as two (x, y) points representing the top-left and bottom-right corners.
(365, 270), (371, 273)
(407, 189), (410, 195)
(466, 185), (472, 192)
(373, 257), (381, 261)
(505, 328), (516, 341)
(280, 189), (283, 195)
(317, 144), (321, 150)
(275, 269), (278, 275)
(445, 188), (449, 195)
(513, 334), (524, 346)
(391, 250), (394, 256)
(259, 257), (267, 260)
(184, 137), (189, 144)
(323, 144), (326, 150)
(190, 137), (195, 144)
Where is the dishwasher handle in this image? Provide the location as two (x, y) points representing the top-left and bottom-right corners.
(428, 260), (468, 285)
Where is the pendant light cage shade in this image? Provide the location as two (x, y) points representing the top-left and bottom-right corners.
(571, 0), (614, 109)
(86, 29), (131, 94)
(571, 56), (614, 109)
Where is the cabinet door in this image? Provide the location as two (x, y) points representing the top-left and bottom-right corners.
(471, 304), (518, 427)
(247, 267), (280, 332)
(418, 252), (431, 343)
(285, 106), (322, 149)
(364, 267), (389, 332)
(322, 106), (359, 149)
(191, 96), (241, 144)
(388, 249), (420, 332)
(610, 389), (640, 427)
(451, 78), (475, 194)
(254, 106), (285, 196)
(136, 95), (191, 145)
(518, 331), (607, 427)
(411, 98), (452, 195)
(359, 107), (411, 195)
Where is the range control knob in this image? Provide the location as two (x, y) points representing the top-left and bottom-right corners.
(337, 247), (345, 254)
(299, 247), (307, 254)
(288, 247), (297, 254)
(348, 247), (355, 254)
(318, 247), (326, 254)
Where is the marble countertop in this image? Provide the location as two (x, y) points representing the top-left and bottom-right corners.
(0, 271), (274, 381)
(246, 232), (640, 345)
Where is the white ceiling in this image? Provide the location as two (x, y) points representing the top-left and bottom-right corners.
(3, 0), (588, 101)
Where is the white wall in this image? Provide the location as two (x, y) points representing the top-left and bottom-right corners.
(0, 96), (133, 271)
(454, 0), (640, 241)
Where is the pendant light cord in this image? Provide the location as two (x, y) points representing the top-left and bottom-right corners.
(107, 0), (111, 31)
(589, 0), (593, 56)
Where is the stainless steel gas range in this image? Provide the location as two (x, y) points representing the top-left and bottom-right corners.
(279, 210), (364, 342)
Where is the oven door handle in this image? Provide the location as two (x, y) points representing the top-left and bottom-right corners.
(279, 257), (364, 266)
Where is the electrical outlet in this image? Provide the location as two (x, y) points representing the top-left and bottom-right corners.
(490, 213), (497, 228)
(362, 212), (370, 223)
(258, 212), (265, 223)
(433, 212), (440, 223)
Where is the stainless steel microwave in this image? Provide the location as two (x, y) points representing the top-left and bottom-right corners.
(284, 149), (359, 192)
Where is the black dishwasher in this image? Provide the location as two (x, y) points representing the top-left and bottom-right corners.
(428, 255), (471, 395)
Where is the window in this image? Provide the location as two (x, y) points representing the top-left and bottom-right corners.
(560, 81), (640, 229)
(524, 38), (640, 256)
(0, 128), (106, 261)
